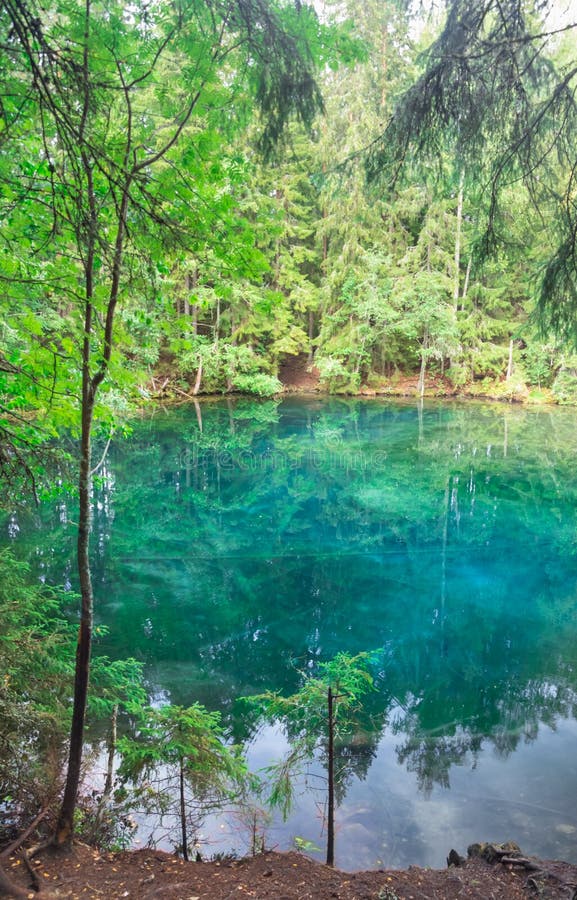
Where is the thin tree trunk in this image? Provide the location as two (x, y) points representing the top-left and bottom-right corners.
(55, 60), (99, 833)
(308, 309), (315, 365)
(193, 357), (203, 396)
(180, 757), (188, 862)
(326, 686), (335, 868)
(56, 103), (133, 848)
(103, 705), (118, 797)
(417, 332), (428, 399)
(506, 338), (514, 381)
(215, 297), (220, 344)
(453, 171), (464, 308)
(380, 19), (387, 111)
(186, 269), (198, 335)
(460, 255), (472, 310)
(55, 350), (95, 845)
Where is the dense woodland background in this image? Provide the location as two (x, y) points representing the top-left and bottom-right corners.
(2, 0), (577, 448)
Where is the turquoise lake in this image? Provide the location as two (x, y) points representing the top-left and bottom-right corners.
(5, 397), (577, 869)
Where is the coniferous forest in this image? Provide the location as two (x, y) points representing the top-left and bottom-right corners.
(2, 0), (577, 885)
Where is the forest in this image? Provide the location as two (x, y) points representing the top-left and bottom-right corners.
(1, 0), (577, 887)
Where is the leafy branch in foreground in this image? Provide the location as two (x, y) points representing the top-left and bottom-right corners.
(368, 0), (577, 339)
(240, 650), (380, 867)
(118, 704), (251, 861)
(0, 549), (144, 845)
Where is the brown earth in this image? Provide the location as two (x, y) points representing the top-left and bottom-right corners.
(278, 354), (321, 392)
(4, 843), (577, 900)
(276, 354), (460, 398)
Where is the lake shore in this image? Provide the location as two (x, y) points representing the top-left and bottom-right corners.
(5, 841), (577, 899)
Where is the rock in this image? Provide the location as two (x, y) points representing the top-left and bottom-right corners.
(447, 849), (465, 868)
(467, 841), (521, 863)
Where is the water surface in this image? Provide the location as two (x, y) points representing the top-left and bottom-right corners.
(5, 398), (577, 868)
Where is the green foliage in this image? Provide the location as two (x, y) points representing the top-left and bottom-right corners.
(0, 550), (145, 839)
(233, 373), (282, 397)
(552, 367), (577, 405)
(119, 704), (244, 787)
(1, 0), (573, 432)
(118, 703), (250, 855)
(0, 551), (75, 832)
(74, 790), (137, 852)
(316, 357), (361, 394)
(240, 651), (379, 815)
(294, 835), (322, 854)
(89, 657), (146, 721)
(369, 0), (577, 332)
(521, 342), (557, 389)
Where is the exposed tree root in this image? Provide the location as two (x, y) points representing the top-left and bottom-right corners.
(0, 863), (31, 900)
(0, 812), (48, 863)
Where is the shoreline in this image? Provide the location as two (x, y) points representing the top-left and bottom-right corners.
(6, 841), (577, 899)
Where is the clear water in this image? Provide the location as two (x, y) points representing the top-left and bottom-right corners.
(5, 398), (577, 869)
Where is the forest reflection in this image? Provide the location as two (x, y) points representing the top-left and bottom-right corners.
(5, 398), (577, 866)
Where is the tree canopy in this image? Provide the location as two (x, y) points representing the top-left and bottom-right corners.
(369, 0), (577, 340)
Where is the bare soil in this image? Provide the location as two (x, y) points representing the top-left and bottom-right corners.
(278, 353), (321, 392)
(276, 354), (460, 399)
(4, 843), (577, 900)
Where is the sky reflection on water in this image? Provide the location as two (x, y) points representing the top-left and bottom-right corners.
(4, 398), (577, 867)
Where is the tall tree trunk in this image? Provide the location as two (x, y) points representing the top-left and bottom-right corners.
(453, 170), (464, 308)
(180, 757), (189, 862)
(185, 269), (199, 335)
(326, 686), (335, 867)
(215, 297), (221, 344)
(103, 705), (118, 797)
(308, 309), (315, 365)
(417, 331), (428, 399)
(506, 338), (514, 381)
(460, 255), (472, 310)
(55, 337), (95, 845)
(193, 357), (203, 396)
(55, 72), (99, 835)
(56, 143), (132, 846)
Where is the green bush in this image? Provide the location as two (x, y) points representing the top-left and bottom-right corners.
(316, 357), (360, 394)
(552, 369), (577, 405)
(232, 373), (282, 396)
(446, 363), (470, 388)
(521, 343), (556, 388)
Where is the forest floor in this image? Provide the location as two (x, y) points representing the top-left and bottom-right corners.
(278, 353), (322, 392)
(277, 354), (493, 400)
(5, 842), (577, 900)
